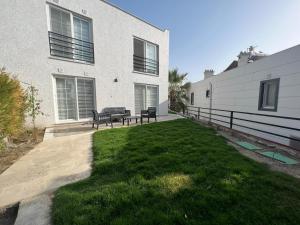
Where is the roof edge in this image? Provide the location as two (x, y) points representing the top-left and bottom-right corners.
(100, 0), (168, 32)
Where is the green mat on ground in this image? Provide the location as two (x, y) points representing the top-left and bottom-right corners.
(259, 151), (298, 165)
(236, 141), (262, 151)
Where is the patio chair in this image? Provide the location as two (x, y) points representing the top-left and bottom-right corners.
(92, 110), (113, 129)
(141, 107), (157, 124)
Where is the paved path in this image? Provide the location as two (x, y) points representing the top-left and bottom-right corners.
(0, 131), (93, 208)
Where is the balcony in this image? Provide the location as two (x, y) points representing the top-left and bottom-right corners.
(48, 31), (94, 64)
(133, 55), (159, 75)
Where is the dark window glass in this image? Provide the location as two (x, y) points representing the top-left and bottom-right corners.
(191, 93), (194, 105)
(258, 78), (280, 111)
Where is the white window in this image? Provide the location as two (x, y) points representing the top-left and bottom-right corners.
(258, 78), (280, 111)
(133, 38), (159, 75)
(135, 84), (159, 114)
(55, 77), (95, 121)
(48, 5), (94, 63)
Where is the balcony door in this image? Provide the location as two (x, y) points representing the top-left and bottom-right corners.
(55, 77), (95, 122)
(134, 84), (158, 114)
(56, 77), (77, 120)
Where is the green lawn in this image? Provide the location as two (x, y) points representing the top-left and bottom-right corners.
(52, 119), (300, 225)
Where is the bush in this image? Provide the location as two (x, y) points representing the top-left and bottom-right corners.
(0, 68), (27, 148)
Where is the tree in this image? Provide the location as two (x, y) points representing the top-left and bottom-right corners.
(26, 85), (44, 141)
(168, 68), (191, 112)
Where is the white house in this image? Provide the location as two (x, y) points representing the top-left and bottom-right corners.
(0, 0), (169, 127)
(188, 46), (300, 149)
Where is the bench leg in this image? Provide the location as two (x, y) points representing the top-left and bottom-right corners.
(136, 118), (138, 123)
(92, 122), (95, 128)
(97, 124), (99, 130)
(148, 117), (149, 123)
(127, 119), (129, 126)
(123, 118), (125, 125)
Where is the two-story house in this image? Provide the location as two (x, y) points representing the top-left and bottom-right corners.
(0, 0), (169, 127)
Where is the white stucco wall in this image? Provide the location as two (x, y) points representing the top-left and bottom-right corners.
(0, 0), (169, 127)
(188, 45), (300, 148)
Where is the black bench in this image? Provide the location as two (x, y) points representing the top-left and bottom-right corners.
(102, 107), (130, 121)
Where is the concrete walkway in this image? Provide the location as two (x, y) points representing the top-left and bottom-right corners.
(0, 131), (93, 208)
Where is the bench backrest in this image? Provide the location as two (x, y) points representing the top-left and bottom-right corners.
(148, 107), (156, 116)
(102, 107), (126, 114)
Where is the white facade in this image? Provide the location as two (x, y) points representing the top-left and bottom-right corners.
(0, 0), (169, 127)
(188, 45), (300, 148)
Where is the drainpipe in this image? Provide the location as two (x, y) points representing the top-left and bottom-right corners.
(209, 82), (213, 123)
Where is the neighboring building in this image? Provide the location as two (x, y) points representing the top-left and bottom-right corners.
(0, 0), (169, 127)
(188, 46), (300, 148)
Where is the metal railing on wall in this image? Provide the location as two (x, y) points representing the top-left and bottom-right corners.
(48, 31), (95, 64)
(133, 55), (159, 75)
(185, 105), (300, 145)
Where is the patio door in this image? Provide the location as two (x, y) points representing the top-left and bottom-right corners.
(134, 84), (158, 114)
(56, 77), (77, 121)
(55, 77), (95, 122)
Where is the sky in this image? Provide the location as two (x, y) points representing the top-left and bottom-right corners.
(109, 0), (300, 82)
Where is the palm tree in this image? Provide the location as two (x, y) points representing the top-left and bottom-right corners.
(169, 68), (191, 112)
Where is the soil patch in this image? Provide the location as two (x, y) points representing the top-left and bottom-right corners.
(0, 203), (19, 225)
(0, 129), (44, 174)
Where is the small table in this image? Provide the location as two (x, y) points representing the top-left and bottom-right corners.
(123, 116), (140, 126)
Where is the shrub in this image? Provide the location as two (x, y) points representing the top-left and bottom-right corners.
(0, 68), (27, 148)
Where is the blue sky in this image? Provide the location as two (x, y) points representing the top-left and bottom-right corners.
(109, 0), (300, 82)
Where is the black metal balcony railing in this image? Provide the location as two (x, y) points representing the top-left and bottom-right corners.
(48, 31), (95, 64)
(184, 105), (300, 148)
(133, 55), (159, 75)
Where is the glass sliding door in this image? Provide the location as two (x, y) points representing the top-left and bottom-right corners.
(73, 17), (93, 62)
(56, 78), (77, 120)
(133, 37), (159, 75)
(134, 84), (146, 114)
(55, 77), (95, 122)
(133, 39), (145, 72)
(146, 42), (157, 74)
(50, 7), (73, 59)
(146, 85), (158, 108)
(135, 84), (158, 114)
(77, 79), (95, 119)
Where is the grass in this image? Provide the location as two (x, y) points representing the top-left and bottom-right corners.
(52, 119), (300, 225)
(168, 110), (177, 114)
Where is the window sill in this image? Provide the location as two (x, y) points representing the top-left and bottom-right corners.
(132, 70), (159, 77)
(49, 56), (95, 66)
(258, 107), (277, 112)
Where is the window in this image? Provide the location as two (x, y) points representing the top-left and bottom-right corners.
(133, 38), (159, 75)
(48, 6), (94, 63)
(55, 77), (95, 121)
(258, 78), (280, 111)
(190, 92), (194, 105)
(206, 90), (210, 98)
(135, 84), (158, 114)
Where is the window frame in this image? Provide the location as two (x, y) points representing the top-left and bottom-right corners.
(53, 75), (96, 123)
(190, 92), (194, 105)
(133, 36), (159, 76)
(47, 4), (94, 64)
(134, 83), (159, 114)
(258, 78), (280, 112)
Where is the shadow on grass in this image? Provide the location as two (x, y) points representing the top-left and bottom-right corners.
(52, 119), (300, 225)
